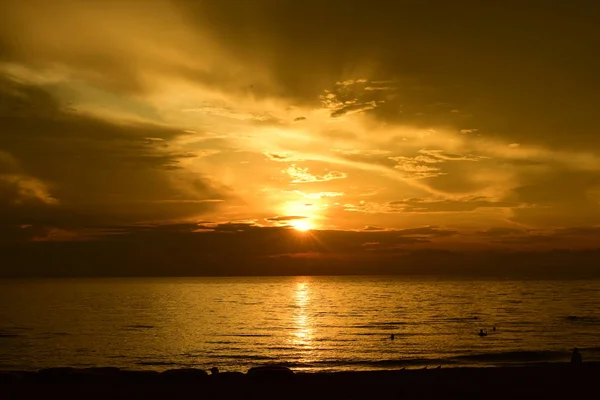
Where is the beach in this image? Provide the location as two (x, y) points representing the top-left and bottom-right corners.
(2, 363), (598, 399)
(3, 278), (599, 398)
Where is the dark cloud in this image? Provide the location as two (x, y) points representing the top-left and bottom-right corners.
(476, 226), (600, 247)
(0, 76), (228, 229)
(329, 102), (380, 118)
(264, 152), (293, 162)
(2, 0), (599, 150)
(388, 197), (519, 213)
(0, 224), (52, 244)
(555, 226), (600, 236)
(392, 226), (457, 237)
(478, 227), (525, 237)
(169, 1), (600, 148)
(363, 225), (384, 231)
(1, 223), (599, 278)
(266, 216), (307, 222)
(507, 171), (600, 226)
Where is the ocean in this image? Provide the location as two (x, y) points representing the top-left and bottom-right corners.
(1, 276), (599, 372)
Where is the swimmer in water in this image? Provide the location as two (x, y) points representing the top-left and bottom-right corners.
(571, 348), (582, 366)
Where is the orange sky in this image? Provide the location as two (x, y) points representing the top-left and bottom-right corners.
(1, 1), (600, 276)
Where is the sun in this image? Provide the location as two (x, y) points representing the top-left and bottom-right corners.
(290, 219), (313, 232)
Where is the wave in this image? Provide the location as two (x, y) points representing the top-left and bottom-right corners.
(581, 346), (600, 352)
(564, 316), (600, 324)
(224, 334), (273, 338)
(209, 354), (279, 361)
(260, 358), (451, 369)
(0, 327), (30, 339)
(264, 350), (576, 370)
(39, 332), (70, 337)
(266, 347), (298, 351)
(452, 350), (566, 363)
(443, 317), (481, 322)
(0, 326), (33, 331)
(134, 361), (179, 366)
(124, 325), (155, 330)
(223, 349), (577, 369)
(204, 340), (236, 345)
(0, 333), (21, 339)
(348, 322), (409, 329)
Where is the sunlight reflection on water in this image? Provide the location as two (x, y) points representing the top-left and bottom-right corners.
(292, 280), (313, 347)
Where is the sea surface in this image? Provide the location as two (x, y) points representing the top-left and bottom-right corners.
(1, 277), (600, 372)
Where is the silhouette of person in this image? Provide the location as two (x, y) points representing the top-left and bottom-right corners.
(492, 326), (496, 332)
(210, 367), (219, 375)
(571, 348), (582, 366)
(478, 329), (487, 337)
(390, 333), (395, 340)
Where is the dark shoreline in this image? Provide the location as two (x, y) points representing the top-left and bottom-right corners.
(2, 363), (599, 399)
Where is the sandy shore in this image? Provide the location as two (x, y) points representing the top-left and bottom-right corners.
(1, 363), (598, 399)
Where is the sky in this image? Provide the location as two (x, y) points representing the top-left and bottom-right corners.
(1, 0), (600, 277)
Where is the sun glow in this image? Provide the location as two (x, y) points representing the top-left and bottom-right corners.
(290, 219), (313, 231)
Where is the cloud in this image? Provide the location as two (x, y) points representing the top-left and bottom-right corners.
(388, 197), (521, 213)
(506, 171), (600, 226)
(285, 164), (347, 183)
(335, 79), (368, 86)
(484, 228), (600, 247)
(264, 152), (305, 162)
(329, 102), (381, 118)
(388, 149), (486, 179)
(0, 173), (58, 206)
(418, 149), (487, 162)
(291, 190), (344, 199)
(335, 149), (391, 156)
(394, 226), (458, 237)
(391, 160), (445, 179)
(0, 151), (58, 206)
(264, 153), (290, 161)
(478, 227), (525, 237)
(344, 201), (387, 213)
(471, 226), (600, 249)
(182, 104), (275, 122)
(363, 225), (384, 231)
(318, 85), (386, 118)
(266, 215), (307, 222)
(1, 220), (599, 277)
(364, 86), (394, 91)
(0, 75), (228, 229)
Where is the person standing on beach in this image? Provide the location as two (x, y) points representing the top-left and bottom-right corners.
(571, 348), (582, 366)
